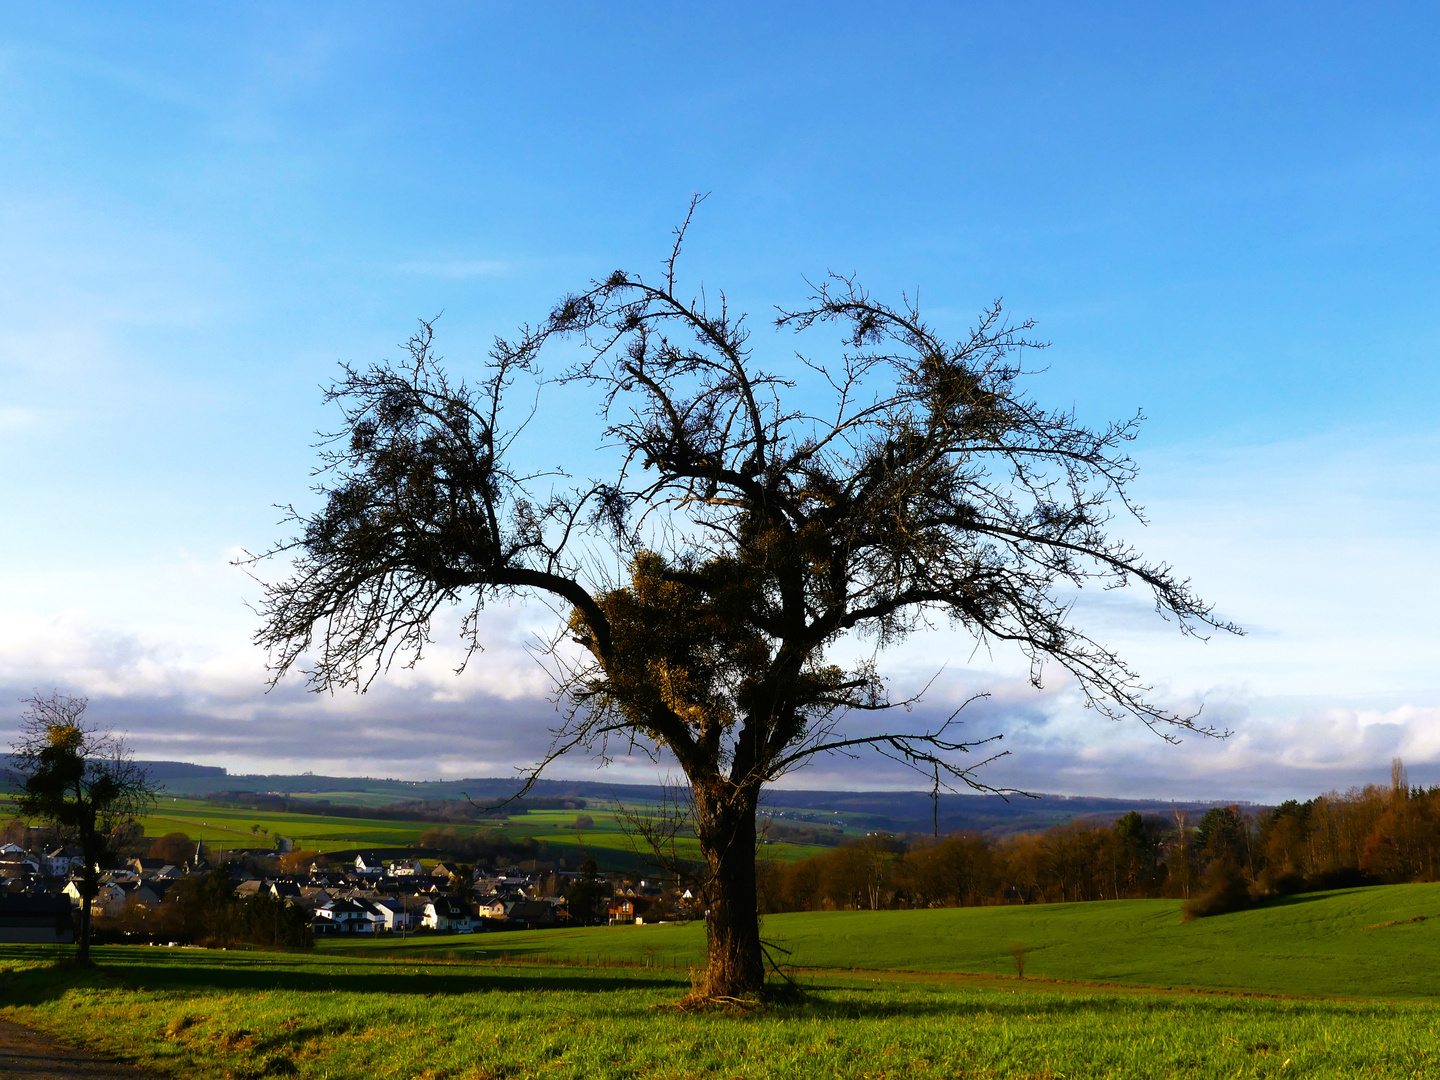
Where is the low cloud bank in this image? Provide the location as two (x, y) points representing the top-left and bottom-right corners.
(2, 429), (1438, 802)
(0, 671), (1433, 804)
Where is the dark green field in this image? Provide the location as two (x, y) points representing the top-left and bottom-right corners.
(6, 884), (1440, 1078)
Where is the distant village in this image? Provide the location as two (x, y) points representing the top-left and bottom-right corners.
(0, 833), (695, 944)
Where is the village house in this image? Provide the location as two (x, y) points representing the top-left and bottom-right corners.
(313, 897), (378, 934)
(504, 899), (558, 928)
(0, 851), (42, 881)
(44, 848), (85, 877)
(422, 898), (475, 932)
(269, 881), (304, 904)
(90, 881), (162, 918)
(608, 896), (653, 925)
(299, 886), (333, 910)
(475, 896), (508, 920)
(473, 871), (501, 892)
(369, 897), (419, 931)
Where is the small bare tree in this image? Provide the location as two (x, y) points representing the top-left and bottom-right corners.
(1008, 941), (1031, 979)
(250, 206), (1234, 1000)
(7, 692), (157, 964)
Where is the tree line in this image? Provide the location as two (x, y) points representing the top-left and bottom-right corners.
(758, 768), (1437, 919)
(416, 825), (554, 867)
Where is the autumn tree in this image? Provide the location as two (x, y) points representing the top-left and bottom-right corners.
(903, 832), (997, 908)
(7, 692), (157, 964)
(149, 831), (199, 866)
(1259, 800), (1311, 886)
(278, 849), (324, 875)
(251, 209), (1233, 999)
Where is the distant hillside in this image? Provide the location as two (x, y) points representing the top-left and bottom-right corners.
(115, 761), (1237, 838)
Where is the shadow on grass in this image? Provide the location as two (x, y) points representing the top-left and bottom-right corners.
(0, 950), (690, 1008)
(2, 946), (1386, 1030)
(1254, 889), (1373, 910)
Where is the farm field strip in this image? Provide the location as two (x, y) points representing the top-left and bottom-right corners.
(131, 798), (833, 862)
(9, 794), (833, 863)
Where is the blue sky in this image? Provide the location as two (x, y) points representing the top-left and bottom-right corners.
(2, 3), (1438, 799)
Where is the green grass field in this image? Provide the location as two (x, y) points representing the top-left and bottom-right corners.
(3, 946), (1439, 1079)
(7, 885), (1440, 1077)
(327, 882), (1440, 999)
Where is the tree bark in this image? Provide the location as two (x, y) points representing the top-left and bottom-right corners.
(77, 817), (99, 966)
(76, 862), (95, 966)
(693, 781), (764, 998)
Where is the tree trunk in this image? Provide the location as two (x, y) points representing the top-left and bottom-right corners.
(77, 861), (96, 966)
(693, 781), (764, 998)
(77, 901), (92, 964)
(77, 818), (101, 966)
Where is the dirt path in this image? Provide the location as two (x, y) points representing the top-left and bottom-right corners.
(0, 1019), (164, 1078)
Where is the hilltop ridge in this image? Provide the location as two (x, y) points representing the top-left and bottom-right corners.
(120, 761), (1237, 838)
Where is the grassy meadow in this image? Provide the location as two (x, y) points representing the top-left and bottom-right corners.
(326, 881), (1440, 999)
(3, 945), (1440, 1079)
(5, 884), (1440, 1077)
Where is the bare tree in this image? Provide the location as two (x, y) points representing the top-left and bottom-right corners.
(250, 207), (1235, 999)
(1392, 756), (1409, 800)
(7, 692), (157, 964)
(1171, 805), (1192, 899)
(1008, 941), (1031, 978)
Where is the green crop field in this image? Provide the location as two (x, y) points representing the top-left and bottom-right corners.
(4, 795), (831, 867)
(138, 797), (426, 853)
(327, 882), (1440, 1000)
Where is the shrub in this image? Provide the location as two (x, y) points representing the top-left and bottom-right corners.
(1182, 861), (1252, 920)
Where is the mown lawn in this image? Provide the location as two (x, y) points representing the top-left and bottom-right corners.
(3, 945), (1440, 1079)
(327, 882), (1440, 999)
